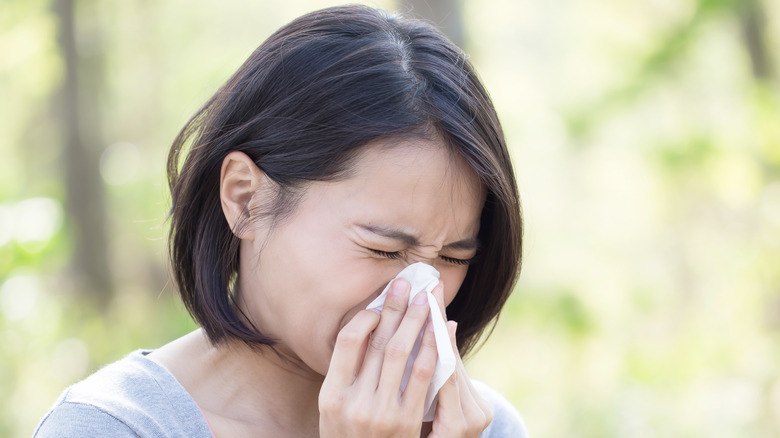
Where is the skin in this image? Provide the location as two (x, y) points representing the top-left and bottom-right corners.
(150, 137), (493, 437)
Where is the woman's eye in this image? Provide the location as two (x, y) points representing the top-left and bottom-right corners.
(440, 255), (475, 266)
(368, 248), (474, 265)
(369, 248), (403, 260)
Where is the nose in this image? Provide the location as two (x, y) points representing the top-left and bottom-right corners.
(401, 248), (443, 271)
(405, 256), (437, 268)
(404, 257), (438, 270)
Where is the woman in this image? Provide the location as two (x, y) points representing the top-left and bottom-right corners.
(35, 5), (526, 437)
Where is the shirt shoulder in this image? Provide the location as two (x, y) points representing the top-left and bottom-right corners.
(34, 350), (213, 438)
(472, 380), (529, 438)
(34, 400), (138, 438)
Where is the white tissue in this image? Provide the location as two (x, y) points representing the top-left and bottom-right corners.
(365, 262), (456, 421)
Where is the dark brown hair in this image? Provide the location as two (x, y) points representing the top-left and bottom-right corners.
(167, 5), (523, 356)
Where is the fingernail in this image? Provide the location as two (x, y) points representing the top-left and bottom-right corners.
(427, 322), (435, 332)
(413, 291), (428, 305)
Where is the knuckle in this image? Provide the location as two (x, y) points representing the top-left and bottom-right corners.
(384, 295), (409, 312)
(384, 339), (411, 360)
(409, 300), (430, 316)
(344, 404), (371, 427)
(343, 407), (404, 433)
(336, 329), (362, 348)
(374, 415), (397, 433)
(318, 396), (340, 414)
(411, 360), (435, 380)
(318, 391), (345, 415)
(368, 333), (391, 352)
(420, 329), (437, 348)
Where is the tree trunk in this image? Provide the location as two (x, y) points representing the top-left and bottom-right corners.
(54, 0), (112, 305)
(738, 0), (774, 81)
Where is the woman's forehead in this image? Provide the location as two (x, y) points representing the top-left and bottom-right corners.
(351, 137), (484, 193)
(315, 138), (485, 241)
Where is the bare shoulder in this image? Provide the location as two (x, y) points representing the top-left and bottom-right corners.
(146, 329), (210, 376)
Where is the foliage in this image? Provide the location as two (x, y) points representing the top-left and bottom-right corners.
(1, 0), (779, 437)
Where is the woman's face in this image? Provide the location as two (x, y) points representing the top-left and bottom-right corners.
(236, 137), (485, 376)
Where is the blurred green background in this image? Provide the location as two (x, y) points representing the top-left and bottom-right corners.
(2, 0), (779, 436)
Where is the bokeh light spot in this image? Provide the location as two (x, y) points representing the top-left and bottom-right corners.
(12, 197), (62, 245)
(100, 142), (141, 186)
(0, 274), (42, 322)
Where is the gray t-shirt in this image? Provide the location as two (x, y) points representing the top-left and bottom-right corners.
(34, 350), (528, 437)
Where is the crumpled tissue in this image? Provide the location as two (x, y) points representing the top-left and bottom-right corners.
(365, 262), (456, 421)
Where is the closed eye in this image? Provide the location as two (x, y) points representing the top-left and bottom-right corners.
(440, 255), (475, 266)
(368, 248), (403, 260)
(369, 248), (475, 266)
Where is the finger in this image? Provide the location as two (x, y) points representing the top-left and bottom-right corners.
(452, 358), (483, 426)
(376, 290), (432, 397)
(432, 366), (489, 438)
(322, 309), (380, 392)
(434, 321), (462, 408)
(448, 320), (460, 355)
(357, 278), (410, 387)
(447, 321), (478, 410)
(431, 363), (463, 432)
(401, 321), (438, 411)
(451, 345), (494, 429)
(426, 321), (466, 435)
(457, 359), (494, 431)
(433, 322), (492, 436)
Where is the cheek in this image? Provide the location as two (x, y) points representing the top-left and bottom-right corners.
(320, 261), (397, 327)
(440, 267), (469, 307)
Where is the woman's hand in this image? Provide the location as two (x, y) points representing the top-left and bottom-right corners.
(319, 278), (439, 437)
(424, 286), (494, 438)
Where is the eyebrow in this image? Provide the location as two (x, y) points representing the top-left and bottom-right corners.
(358, 224), (480, 251)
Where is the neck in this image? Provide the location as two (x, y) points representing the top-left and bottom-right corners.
(152, 330), (323, 436)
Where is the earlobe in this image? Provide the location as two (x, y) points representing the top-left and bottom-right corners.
(220, 151), (265, 240)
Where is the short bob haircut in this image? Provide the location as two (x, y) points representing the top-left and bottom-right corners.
(167, 5), (523, 357)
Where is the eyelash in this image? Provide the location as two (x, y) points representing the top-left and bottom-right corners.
(369, 249), (403, 260)
(441, 255), (474, 266)
(368, 249), (474, 266)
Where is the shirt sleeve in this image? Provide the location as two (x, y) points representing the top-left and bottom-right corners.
(34, 401), (140, 438)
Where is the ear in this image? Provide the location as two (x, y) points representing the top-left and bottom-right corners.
(220, 151), (266, 240)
